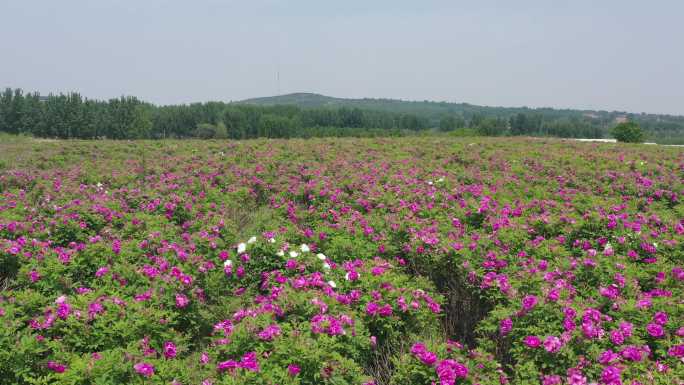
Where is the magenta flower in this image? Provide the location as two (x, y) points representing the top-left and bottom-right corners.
(619, 321), (633, 337)
(95, 266), (109, 278)
(435, 359), (468, 385)
(418, 350), (437, 366)
(410, 343), (427, 355)
(581, 321), (601, 340)
(566, 370), (587, 385)
(653, 311), (668, 325)
(365, 302), (379, 316)
(646, 323), (665, 338)
(542, 375), (562, 385)
(88, 302), (104, 318)
(598, 349), (619, 364)
(342, 269), (358, 281)
(427, 301), (441, 314)
(668, 344), (684, 357)
(547, 288), (560, 302)
(521, 295), (538, 311)
(47, 361), (66, 373)
(283, 363), (300, 376)
(239, 351), (259, 372)
(200, 352), (210, 365)
(600, 366), (621, 385)
(563, 318), (576, 332)
(28, 270), (41, 282)
(378, 304), (393, 317)
(672, 267), (684, 281)
(285, 259), (297, 270)
(112, 239), (121, 255)
(257, 324), (282, 341)
(56, 302), (71, 319)
(175, 294), (190, 308)
(620, 345), (644, 362)
(163, 341), (177, 359)
(599, 285), (619, 300)
(543, 335), (562, 353)
(409, 342), (437, 366)
(655, 361), (668, 373)
(500, 318), (513, 335)
(609, 330), (624, 345)
(217, 360), (238, 373)
(134, 362), (154, 377)
(523, 336), (541, 348)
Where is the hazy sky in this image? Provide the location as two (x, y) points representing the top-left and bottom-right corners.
(2, 0), (683, 114)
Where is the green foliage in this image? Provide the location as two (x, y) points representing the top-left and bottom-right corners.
(438, 115), (465, 132)
(611, 121), (645, 143)
(1, 137), (683, 384)
(193, 123), (219, 139)
(3, 88), (684, 141)
(214, 121), (228, 139)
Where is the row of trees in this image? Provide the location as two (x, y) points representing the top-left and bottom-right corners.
(0, 88), (655, 140)
(475, 113), (603, 138)
(154, 103), (431, 139)
(0, 89), (153, 139)
(0, 89), (433, 140)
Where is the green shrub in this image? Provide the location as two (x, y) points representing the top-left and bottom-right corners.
(611, 121), (644, 143)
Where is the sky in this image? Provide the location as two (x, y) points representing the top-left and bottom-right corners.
(1, 0), (683, 115)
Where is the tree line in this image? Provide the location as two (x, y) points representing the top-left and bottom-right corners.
(0, 89), (433, 139)
(1, 88), (679, 141)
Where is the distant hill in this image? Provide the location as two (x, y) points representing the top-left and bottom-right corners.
(239, 93), (684, 142)
(240, 93), (520, 118)
(240, 92), (680, 122)
(241, 93), (345, 108)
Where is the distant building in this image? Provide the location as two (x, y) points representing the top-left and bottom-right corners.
(614, 115), (628, 124)
(38, 96), (49, 103)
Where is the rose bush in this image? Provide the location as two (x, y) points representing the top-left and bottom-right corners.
(0, 137), (682, 384)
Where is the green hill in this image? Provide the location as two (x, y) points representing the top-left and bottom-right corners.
(239, 93), (684, 143)
(240, 93), (508, 118)
(239, 92), (681, 123)
(241, 93), (344, 108)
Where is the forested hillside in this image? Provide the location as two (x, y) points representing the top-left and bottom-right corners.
(244, 93), (684, 143)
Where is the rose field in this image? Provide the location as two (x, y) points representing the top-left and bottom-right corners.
(0, 137), (682, 385)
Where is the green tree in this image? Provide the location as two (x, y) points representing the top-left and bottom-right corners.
(339, 108), (364, 128)
(259, 114), (293, 138)
(223, 108), (247, 139)
(439, 115), (464, 132)
(132, 104), (153, 138)
(214, 121), (228, 139)
(611, 121), (644, 143)
(476, 117), (507, 136)
(193, 123), (217, 139)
